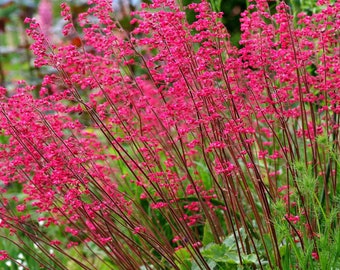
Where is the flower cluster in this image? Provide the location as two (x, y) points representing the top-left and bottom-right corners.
(0, 0), (339, 268)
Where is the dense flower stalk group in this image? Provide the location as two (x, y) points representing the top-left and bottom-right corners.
(0, 0), (339, 269)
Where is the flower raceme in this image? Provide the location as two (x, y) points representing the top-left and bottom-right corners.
(0, 0), (339, 269)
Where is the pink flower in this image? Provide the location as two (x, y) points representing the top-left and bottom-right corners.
(66, 241), (79, 249)
(285, 214), (300, 224)
(50, 240), (62, 246)
(0, 250), (9, 261)
(312, 251), (319, 260)
(99, 237), (111, 245)
(277, 185), (288, 193)
(150, 202), (168, 209)
(133, 226), (146, 234)
(16, 204), (26, 212)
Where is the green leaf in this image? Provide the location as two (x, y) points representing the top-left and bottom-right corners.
(222, 234), (236, 250)
(202, 220), (214, 246)
(201, 243), (238, 263)
(241, 254), (257, 265)
(175, 248), (192, 270)
(225, 252), (240, 264)
(191, 259), (217, 270)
